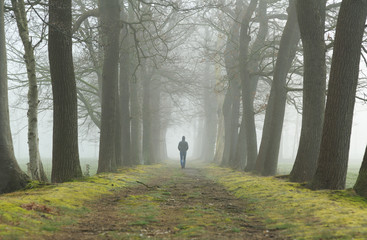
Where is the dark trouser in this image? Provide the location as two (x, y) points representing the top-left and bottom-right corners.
(180, 151), (187, 168)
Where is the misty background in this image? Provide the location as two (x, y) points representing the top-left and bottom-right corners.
(9, 92), (367, 166)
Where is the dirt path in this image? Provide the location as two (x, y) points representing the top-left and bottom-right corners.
(48, 165), (284, 239)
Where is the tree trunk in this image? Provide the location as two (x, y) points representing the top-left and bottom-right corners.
(115, 92), (122, 167)
(254, 0), (300, 176)
(142, 64), (153, 164)
(234, 0), (258, 170)
(310, 0), (367, 190)
(227, 89), (240, 169)
(130, 72), (142, 165)
(289, 0), (326, 183)
(202, 73), (218, 162)
(119, 14), (132, 166)
(49, 0), (82, 182)
(221, 83), (240, 167)
(213, 33), (226, 164)
(200, 39), (217, 162)
(221, 1), (243, 167)
(11, 0), (47, 182)
(354, 146), (367, 197)
(244, 0), (268, 172)
(0, 0), (29, 193)
(129, 0), (141, 165)
(97, 0), (120, 173)
(159, 125), (168, 161)
(150, 78), (161, 163)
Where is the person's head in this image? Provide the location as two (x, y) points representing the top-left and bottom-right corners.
(182, 136), (185, 141)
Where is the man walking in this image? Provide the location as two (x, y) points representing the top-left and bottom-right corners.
(178, 136), (189, 168)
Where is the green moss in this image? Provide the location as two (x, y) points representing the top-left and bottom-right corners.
(0, 165), (159, 239)
(231, 227), (241, 233)
(205, 165), (367, 239)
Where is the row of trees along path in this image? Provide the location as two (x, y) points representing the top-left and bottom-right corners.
(46, 164), (284, 240)
(2, 0), (367, 199)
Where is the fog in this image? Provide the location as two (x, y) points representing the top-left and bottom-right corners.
(9, 93), (367, 167)
(4, 0), (367, 181)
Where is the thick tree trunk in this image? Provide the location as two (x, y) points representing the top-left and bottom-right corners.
(354, 146), (367, 197)
(119, 19), (132, 166)
(289, 0), (326, 183)
(244, 0), (268, 172)
(0, 0), (28, 193)
(311, 0), (367, 190)
(11, 0), (47, 182)
(254, 0), (300, 176)
(221, 83), (240, 167)
(49, 0), (82, 182)
(234, 0), (258, 170)
(97, 0), (121, 173)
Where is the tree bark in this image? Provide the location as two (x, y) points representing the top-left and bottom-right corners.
(201, 63), (218, 162)
(354, 146), (367, 197)
(119, 15), (132, 166)
(128, 0), (142, 165)
(234, 0), (258, 170)
(150, 78), (161, 163)
(142, 63), (153, 164)
(311, 0), (367, 190)
(221, 0), (243, 167)
(49, 0), (82, 183)
(254, 0), (300, 176)
(353, 147), (367, 197)
(11, 0), (47, 182)
(289, 0), (326, 183)
(213, 33), (226, 164)
(130, 72), (142, 165)
(0, 0), (28, 193)
(244, 0), (268, 172)
(115, 90), (122, 167)
(97, 0), (121, 173)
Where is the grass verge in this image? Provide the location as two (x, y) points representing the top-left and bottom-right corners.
(205, 165), (367, 240)
(0, 165), (161, 239)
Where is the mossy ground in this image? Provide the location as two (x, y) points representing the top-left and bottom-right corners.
(46, 164), (279, 239)
(205, 165), (367, 239)
(2, 163), (367, 239)
(0, 165), (159, 239)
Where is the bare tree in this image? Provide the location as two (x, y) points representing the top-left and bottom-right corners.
(311, 0), (367, 190)
(221, 0), (242, 168)
(254, 0), (300, 176)
(97, 0), (121, 173)
(289, 0), (326, 183)
(234, 0), (258, 169)
(119, 4), (132, 166)
(10, 0), (47, 182)
(243, 0), (268, 172)
(0, 0), (28, 193)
